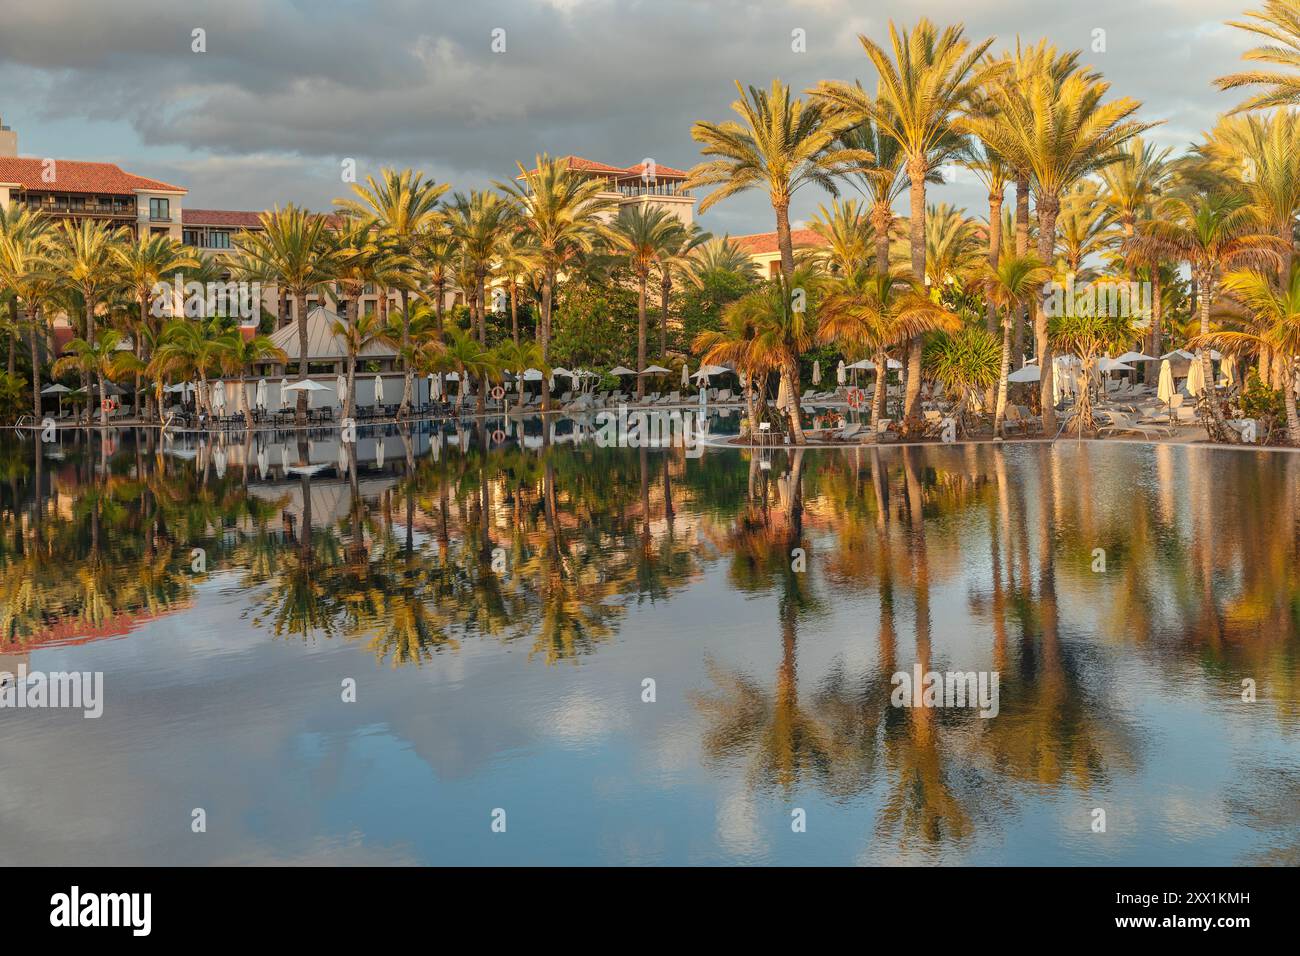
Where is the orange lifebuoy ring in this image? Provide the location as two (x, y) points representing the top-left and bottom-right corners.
(490, 385), (505, 401)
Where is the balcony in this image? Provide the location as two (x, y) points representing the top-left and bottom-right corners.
(19, 197), (136, 218)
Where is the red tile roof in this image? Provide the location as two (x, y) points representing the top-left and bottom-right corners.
(0, 156), (185, 194)
(732, 229), (828, 255)
(182, 208), (264, 228)
(619, 161), (688, 180)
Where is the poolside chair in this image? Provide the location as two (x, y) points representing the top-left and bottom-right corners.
(1098, 410), (1175, 439)
(835, 422), (864, 442)
(716, 388), (733, 403)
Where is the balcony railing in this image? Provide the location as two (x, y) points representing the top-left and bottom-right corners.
(19, 198), (135, 217)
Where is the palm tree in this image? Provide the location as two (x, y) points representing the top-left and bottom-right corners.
(1051, 309), (1142, 434)
(495, 229), (540, 345)
(693, 300), (766, 433)
(813, 19), (998, 431)
(1201, 269), (1300, 443)
(496, 154), (616, 411)
(609, 206), (686, 399)
(0, 218), (54, 417)
(807, 199), (875, 275)
(1215, 0), (1300, 112)
(336, 168), (448, 415)
(818, 268), (960, 427)
(687, 237), (759, 285)
(923, 202), (984, 289)
(112, 233), (197, 421)
(417, 225), (458, 337)
(1055, 182), (1119, 275)
(216, 330), (287, 429)
(924, 325), (1002, 431)
(330, 310), (392, 421)
(979, 255), (1052, 433)
(839, 113), (914, 272)
(1129, 192), (1289, 439)
(964, 62), (1151, 432)
(52, 329), (139, 425)
(154, 318), (234, 417)
(54, 220), (125, 421)
(447, 190), (517, 345)
(494, 338), (545, 411)
(961, 140), (1011, 332)
(686, 79), (867, 280)
(236, 205), (336, 424)
(656, 222), (710, 356)
(434, 327), (502, 417)
(723, 264), (828, 443)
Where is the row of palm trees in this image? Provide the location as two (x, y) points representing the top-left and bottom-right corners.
(681, 5), (1300, 444)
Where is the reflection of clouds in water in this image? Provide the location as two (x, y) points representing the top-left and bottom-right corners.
(544, 691), (626, 747)
(716, 789), (766, 862)
(1161, 790), (1230, 838)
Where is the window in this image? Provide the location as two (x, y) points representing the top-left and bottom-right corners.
(183, 230), (200, 246)
(149, 198), (170, 221)
(209, 231), (231, 249)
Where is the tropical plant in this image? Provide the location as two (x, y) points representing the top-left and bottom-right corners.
(979, 255), (1053, 432)
(1215, 0), (1300, 112)
(608, 206), (687, 398)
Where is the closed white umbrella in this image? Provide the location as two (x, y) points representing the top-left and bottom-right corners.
(257, 446), (268, 480)
(1187, 358), (1206, 396)
(431, 373), (442, 400)
(255, 379), (267, 411)
(836, 360), (846, 386)
(1158, 359), (1175, 422)
(212, 381), (226, 414)
(337, 374), (347, 407)
(682, 363), (690, 387)
(373, 374), (384, 406)
(374, 437), (385, 468)
(812, 360), (821, 386)
(278, 378), (289, 411)
(213, 446), (227, 479)
(1222, 356), (1237, 387)
(337, 441), (349, 476)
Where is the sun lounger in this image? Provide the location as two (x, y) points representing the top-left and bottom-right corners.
(1098, 410), (1175, 439)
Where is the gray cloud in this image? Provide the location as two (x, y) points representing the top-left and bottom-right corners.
(0, 0), (1255, 232)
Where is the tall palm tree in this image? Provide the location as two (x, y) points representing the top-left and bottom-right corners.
(1129, 192), (1289, 439)
(494, 338), (544, 411)
(656, 222), (710, 356)
(148, 319), (229, 417)
(686, 79), (867, 279)
(687, 237), (759, 285)
(236, 205), (336, 424)
(923, 202), (984, 289)
(495, 229), (541, 345)
(216, 330), (287, 429)
(724, 264), (828, 443)
(433, 327), (502, 417)
(335, 168), (449, 415)
(609, 206), (685, 399)
(1215, 0), (1300, 112)
(55, 220), (125, 421)
(961, 140), (1011, 332)
(496, 154), (616, 411)
(964, 63), (1151, 432)
(52, 329), (139, 425)
(980, 254), (1053, 433)
(112, 233), (197, 421)
(839, 112), (914, 272)
(330, 310), (392, 421)
(693, 305), (766, 439)
(1200, 268), (1300, 442)
(1055, 182), (1119, 275)
(813, 19), (998, 431)
(818, 268), (960, 427)
(447, 190), (517, 345)
(417, 225), (458, 337)
(0, 218), (53, 417)
(0, 208), (52, 385)
(807, 199), (875, 275)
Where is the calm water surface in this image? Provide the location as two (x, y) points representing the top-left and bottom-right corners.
(1, 419), (1297, 865)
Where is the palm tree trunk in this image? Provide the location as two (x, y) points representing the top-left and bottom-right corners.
(1036, 193), (1060, 434)
(540, 268), (553, 413)
(476, 270), (487, 345)
(636, 275), (648, 401)
(903, 157), (927, 432)
(510, 282), (519, 345)
(345, 298), (358, 421)
(871, 203), (891, 274)
(994, 311), (1012, 435)
(29, 307), (41, 420)
(1284, 367), (1300, 445)
(783, 359), (805, 444)
(294, 293), (309, 425)
(1013, 171), (1030, 369)
(986, 193), (1003, 334)
(1197, 280), (1236, 442)
(7, 299), (16, 377)
(659, 274), (670, 356)
(871, 348), (888, 429)
(773, 200), (796, 279)
(400, 289), (413, 417)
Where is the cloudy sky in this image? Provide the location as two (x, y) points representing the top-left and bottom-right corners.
(0, 0), (1257, 236)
